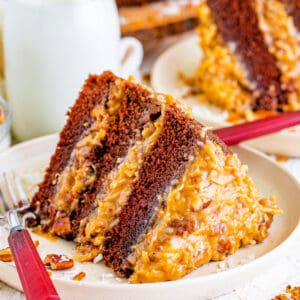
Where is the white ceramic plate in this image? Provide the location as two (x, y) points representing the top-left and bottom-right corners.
(0, 134), (300, 300)
(151, 36), (300, 157)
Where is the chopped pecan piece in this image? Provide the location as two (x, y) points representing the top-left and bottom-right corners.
(0, 247), (13, 262)
(52, 216), (72, 236)
(217, 238), (231, 254)
(72, 271), (86, 281)
(44, 254), (74, 270)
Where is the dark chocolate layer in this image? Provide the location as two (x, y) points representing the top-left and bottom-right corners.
(207, 0), (288, 111)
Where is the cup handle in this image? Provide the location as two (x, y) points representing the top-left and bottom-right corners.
(119, 37), (143, 79)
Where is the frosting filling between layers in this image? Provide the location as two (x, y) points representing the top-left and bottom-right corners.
(74, 109), (165, 261)
(129, 141), (280, 283)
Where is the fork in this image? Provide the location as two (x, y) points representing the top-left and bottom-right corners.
(0, 171), (60, 300)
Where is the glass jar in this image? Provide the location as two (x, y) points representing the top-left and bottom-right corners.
(0, 96), (12, 152)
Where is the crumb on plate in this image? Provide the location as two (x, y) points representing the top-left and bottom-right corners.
(44, 254), (74, 270)
(0, 247), (13, 262)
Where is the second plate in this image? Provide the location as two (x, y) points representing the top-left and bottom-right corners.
(151, 35), (300, 157)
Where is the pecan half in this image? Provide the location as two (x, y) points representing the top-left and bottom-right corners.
(44, 254), (74, 270)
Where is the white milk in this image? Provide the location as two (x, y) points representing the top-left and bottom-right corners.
(3, 0), (143, 141)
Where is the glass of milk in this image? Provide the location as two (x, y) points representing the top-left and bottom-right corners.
(3, 0), (143, 142)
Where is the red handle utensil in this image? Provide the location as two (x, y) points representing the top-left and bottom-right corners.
(213, 111), (300, 145)
(8, 228), (60, 300)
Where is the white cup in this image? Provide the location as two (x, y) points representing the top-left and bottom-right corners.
(3, 0), (143, 142)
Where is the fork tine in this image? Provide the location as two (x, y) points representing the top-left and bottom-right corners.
(12, 171), (28, 206)
(0, 184), (10, 212)
(3, 172), (19, 209)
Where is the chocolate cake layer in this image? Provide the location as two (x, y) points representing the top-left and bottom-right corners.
(31, 72), (161, 238)
(102, 105), (203, 277)
(281, 0), (300, 31)
(207, 0), (288, 111)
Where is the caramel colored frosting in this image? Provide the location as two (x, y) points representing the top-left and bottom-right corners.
(129, 141), (281, 283)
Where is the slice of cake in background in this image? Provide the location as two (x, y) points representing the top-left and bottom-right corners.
(118, 0), (201, 52)
(189, 0), (300, 121)
(30, 71), (281, 283)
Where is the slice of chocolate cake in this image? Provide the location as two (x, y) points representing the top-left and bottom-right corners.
(191, 0), (300, 120)
(30, 71), (281, 283)
(119, 0), (201, 50)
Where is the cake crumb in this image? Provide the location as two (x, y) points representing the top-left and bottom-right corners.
(0, 247), (13, 262)
(142, 72), (151, 85)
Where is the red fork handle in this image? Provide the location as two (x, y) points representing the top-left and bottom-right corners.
(213, 110), (300, 145)
(8, 228), (60, 300)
